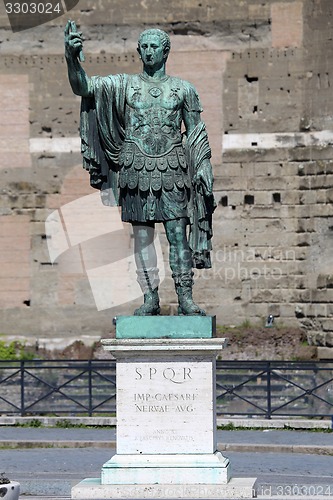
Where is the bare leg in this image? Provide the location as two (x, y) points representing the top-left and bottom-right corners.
(164, 218), (205, 315)
(132, 222), (160, 315)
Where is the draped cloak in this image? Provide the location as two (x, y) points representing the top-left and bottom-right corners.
(80, 74), (127, 205)
(80, 73), (216, 269)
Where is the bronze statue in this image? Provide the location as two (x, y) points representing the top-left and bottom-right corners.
(64, 22), (216, 316)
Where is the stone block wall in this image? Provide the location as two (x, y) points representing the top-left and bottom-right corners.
(0, 0), (332, 346)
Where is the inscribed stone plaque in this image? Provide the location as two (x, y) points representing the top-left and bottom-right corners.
(116, 356), (216, 454)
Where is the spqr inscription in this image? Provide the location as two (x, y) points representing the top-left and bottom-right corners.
(135, 366), (192, 384)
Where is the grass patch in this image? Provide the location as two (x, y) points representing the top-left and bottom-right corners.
(217, 424), (333, 432)
(14, 418), (43, 428)
(0, 340), (35, 361)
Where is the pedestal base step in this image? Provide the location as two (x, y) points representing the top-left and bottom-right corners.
(71, 477), (257, 499)
(101, 452), (230, 484)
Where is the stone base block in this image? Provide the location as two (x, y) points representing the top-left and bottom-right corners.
(101, 452), (230, 484)
(115, 316), (216, 339)
(317, 347), (333, 360)
(71, 477), (257, 499)
(102, 337), (227, 455)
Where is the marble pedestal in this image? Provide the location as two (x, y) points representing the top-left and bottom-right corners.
(72, 316), (256, 499)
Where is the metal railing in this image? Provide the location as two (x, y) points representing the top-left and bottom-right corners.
(216, 360), (333, 419)
(0, 360), (116, 416)
(0, 360), (333, 418)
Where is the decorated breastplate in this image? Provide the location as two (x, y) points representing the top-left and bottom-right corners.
(125, 74), (184, 156)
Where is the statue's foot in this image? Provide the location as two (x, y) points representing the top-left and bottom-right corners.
(134, 303), (161, 316)
(134, 288), (160, 316)
(173, 271), (206, 316)
(178, 300), (206, 316)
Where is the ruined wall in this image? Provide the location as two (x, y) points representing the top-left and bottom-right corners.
(0, 0), (332, 347)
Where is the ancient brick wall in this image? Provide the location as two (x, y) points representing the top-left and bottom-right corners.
(0, 0), (332, 347)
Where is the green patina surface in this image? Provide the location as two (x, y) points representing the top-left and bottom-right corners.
(65, 25), (216, 317)
(116, 315), (216, 339)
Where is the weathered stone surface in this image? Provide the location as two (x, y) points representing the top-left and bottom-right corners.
(72, 477), (257, 499)
(0, 0), (332, 343)
(101, 338), (226, 455)
(94, 337), (238, 493)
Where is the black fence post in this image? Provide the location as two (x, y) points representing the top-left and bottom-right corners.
(20, 360), (25, 416)
(88, 360), (93, 417)
(266, 361), (271, 419)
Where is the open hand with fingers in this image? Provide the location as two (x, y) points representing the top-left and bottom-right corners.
(64, 19), (85, 61)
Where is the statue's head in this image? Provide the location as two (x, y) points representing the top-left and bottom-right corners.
(137, 29), (171, 62)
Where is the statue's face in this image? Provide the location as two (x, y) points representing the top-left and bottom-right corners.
(138, 34), (166, 68)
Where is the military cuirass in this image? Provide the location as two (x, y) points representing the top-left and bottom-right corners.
(83, 72), (207, 226)
(124, 74), (184, 156)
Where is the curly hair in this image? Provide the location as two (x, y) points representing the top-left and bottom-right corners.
(137, 29), (171, 55)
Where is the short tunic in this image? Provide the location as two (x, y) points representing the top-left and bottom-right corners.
(118, 140), (191, 222)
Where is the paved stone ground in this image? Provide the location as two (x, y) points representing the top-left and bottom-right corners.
(1, 426), (333, 448)
(4, 448), (333, 499)
(2, 427), (333, 498)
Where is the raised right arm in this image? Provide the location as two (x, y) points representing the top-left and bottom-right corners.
(64, 20), (91, 97)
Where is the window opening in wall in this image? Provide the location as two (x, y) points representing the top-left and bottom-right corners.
(244, 195), (255, 205)
(245, 75), (259, 83)
(273, 192), (281, 203)
(219, 196), (228, 207)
